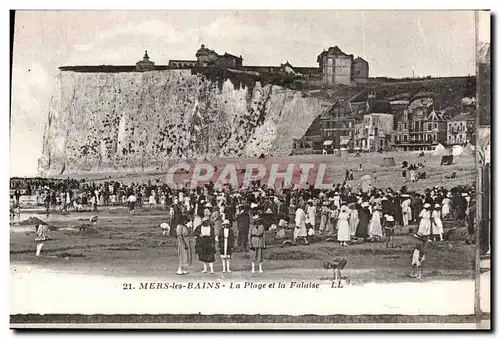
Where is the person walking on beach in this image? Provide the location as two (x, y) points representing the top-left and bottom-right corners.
(35, 223), (50, 257)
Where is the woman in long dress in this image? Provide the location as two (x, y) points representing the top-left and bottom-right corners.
(441, 193), (452, 218)
(432, 204), (444, 241)
(149, 192), (156, 209)
(193, 217), (216, 274)
(294, 202), (308, 244)
(356, 202), (371, 240)
(218, 220), (235, 273)
(401, 195), (412, 227)
(337, 205), (351, 246)
(176, 216), (192, 275)
(369, 205), (383, 241)
(417, 203), (432, 237)
(348, 203), (359, 238)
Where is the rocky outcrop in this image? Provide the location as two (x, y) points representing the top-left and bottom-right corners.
(39, 69), (330, 175)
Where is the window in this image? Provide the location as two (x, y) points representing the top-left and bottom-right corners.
(380, 139), (384, 147)
(434, 123), (437, 129)
(433, 134), (437, 141)
(404, 135), (408, 142)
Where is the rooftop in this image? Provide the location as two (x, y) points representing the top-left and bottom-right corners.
(366, 101), (392, 114)
(449, 113), (477, 122)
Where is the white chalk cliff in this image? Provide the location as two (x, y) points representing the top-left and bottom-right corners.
(39, 69), (330, 175)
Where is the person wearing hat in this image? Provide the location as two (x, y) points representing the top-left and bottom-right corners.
(319, 201), (330, 234)
(432, 204), (444, 241)
(348, 203), (359, 239)
(337, 205), (351, 246)
(236, 204), (251, 251)
(441, 193), (452, 218)
(193, 217), (216, 274)
(417, 203), (432, 238)
(211, 204), (223, 242)
(218, 219), (235, 273)
(368, 205), (383, 241)
(306, 200), (317, 232)
(383, 211), (396, 248)
(401, 194), (412, 227)
(355, 201), (371, 241)
(248, 214), (266, 273)
(333, 192), (341, 210)
(294, 202), (309, 245)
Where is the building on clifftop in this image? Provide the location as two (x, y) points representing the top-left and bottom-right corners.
(317, 46), (369, 86)
(135, 51), (155, 71)
(195, 44), (243, 69)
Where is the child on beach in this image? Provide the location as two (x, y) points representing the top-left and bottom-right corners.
(384, 213), (396, 248)
(411, 234), (426, 279)
(35, 224), (50, 257)
(324, 258), (348, 288)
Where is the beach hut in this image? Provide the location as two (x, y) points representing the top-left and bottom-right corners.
(382, 157), (396, 167)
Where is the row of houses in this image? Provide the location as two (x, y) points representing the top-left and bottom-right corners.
(296, 90), (476, 153)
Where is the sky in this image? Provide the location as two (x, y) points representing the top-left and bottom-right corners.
(10, 10), (478, 177)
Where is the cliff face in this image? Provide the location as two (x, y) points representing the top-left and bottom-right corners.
(39, 70), (330, 175)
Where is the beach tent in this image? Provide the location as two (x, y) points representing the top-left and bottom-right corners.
(462, 143), (475, 156)
(452, 145), (464, 156)
(433, 143), (449, 156)
(382, 157), (396, 167)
